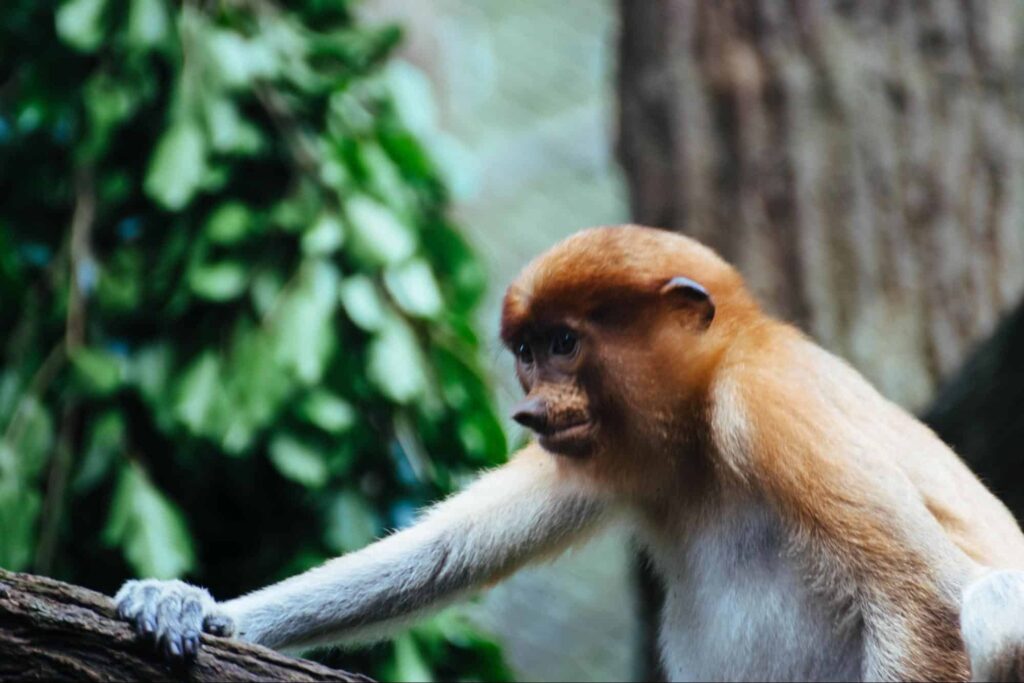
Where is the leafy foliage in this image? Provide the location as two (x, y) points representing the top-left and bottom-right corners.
(0, 0), (510, 679)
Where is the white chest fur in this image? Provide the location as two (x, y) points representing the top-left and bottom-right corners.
(641, 498), (863, 682)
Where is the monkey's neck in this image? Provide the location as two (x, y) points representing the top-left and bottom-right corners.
(568, 427), (716, 516)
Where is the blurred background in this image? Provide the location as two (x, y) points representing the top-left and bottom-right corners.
(2, 1), (1023, 681)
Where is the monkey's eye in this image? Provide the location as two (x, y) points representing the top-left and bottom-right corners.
(516, 341), (534, 365)
(550, 329), (579, 356)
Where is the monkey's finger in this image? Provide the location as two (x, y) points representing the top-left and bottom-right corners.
(116, 599), (135, 621)
(114, 580), (144, 620)
(203, 612), (236, 637)
(177, 592), (206, 660)
(154, 591), (186, 658)
(159, 630), (183, 660)
(182, 630), (201, 660)
(135, 585), (162, 640)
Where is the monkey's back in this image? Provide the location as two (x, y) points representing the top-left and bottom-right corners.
(788, 329), (1024, 572)
(889, 412), (1024, 571)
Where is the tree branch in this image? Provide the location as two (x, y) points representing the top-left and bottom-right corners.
(35, 168), (97, 574)
(0, 569), (372, 682)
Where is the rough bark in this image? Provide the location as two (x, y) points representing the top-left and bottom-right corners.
(0, 569), (370, 682)
(618, 0), (1024, 410)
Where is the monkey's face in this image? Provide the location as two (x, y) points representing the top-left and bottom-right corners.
(506, 301), (715, 469)
(509, 323), (598, 457)
(502, 226), (744, 473)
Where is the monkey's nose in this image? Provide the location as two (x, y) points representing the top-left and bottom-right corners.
(512, 397), (548, 433)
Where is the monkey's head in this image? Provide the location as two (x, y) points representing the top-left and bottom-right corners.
(501, 226), (756, 483)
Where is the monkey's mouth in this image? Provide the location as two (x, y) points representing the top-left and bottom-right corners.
(537, 420), (595, 457)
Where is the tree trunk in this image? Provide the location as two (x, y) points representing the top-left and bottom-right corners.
(0, 569), (370, 682)
(618, 0), (1024, 410)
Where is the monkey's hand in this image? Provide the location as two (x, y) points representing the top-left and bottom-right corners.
(114, 578), (236, 661)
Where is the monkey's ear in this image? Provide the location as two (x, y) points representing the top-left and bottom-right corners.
(660, 276), (715, 329)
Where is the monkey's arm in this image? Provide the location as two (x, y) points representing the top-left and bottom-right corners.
(225, 444), (607, 650)
(115, 444), (610, 658)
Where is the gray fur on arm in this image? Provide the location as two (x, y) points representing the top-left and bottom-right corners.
(222, 446), (610, 651)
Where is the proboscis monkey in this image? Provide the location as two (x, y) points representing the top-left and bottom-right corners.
(116, 226), (1024, 681)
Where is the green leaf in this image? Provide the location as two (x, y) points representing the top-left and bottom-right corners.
(270, 197), (311, 233)
(392, 634), (434, 683)
(269, 434), (328, 488)
(219, 322), (293, 453)
(271, 260), (339, 384)
(319, 157), (349, 190)
(71, 347), (125, 396)
(129, 343), (172, 413)
(251, 270), (284, 316)
(145, 122), (206, 210)
(301, 213), (345, 255)
(458, 408), (507, 464)
(104, 463), (195, 579)
(422, 227), (487, 313)
(4, 396), (53, 480)
(188, 261), (248, 301)
(414, 613), (512, 680)
(200, 164), (230, 192)
(96, 247), (143, 312)
(0, 372), (19, 424)
(205, 98), (262, 154)
(205, 202), (251, 244)
(127, 0), (169, 48)
(383, 61), (437, 137)
(0, 472), (41, 571)
(73, 411), (124, 493)
(206, 29), (280, 89)
(339, 275), (388, 332)
(384, 259), (442, 319)
(367, 317), (427, 404)
(82, 75), (135, 159)
(346, 196), (416, 266)
(56, 0), (108, 52)
(324, 491), (379, 553)
(329, 91), (375, 136)
(299, 389), (355, 434)
(360, 142), (414, 215)
(174, 352), (220, 433)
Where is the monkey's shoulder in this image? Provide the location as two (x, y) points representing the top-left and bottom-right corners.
(708, 329), (1024, 570)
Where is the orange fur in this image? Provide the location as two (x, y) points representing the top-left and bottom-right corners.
(504, 225), (1024, 681)
(502, 226), (755, 498)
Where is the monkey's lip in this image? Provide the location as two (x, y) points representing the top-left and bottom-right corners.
(537, 420), (595, 456)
